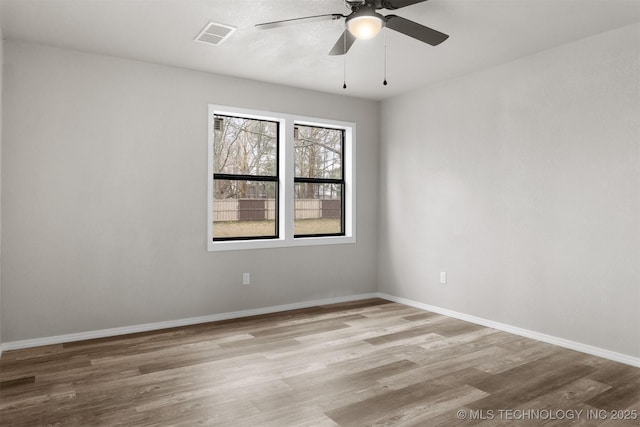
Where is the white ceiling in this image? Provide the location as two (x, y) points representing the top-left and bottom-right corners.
(1, 0), (639, 100)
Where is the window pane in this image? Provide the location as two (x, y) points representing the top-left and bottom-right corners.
(294, 125), (342, 179)
(294, 183), (342, 236)
(214, 115), (277, 176)
(213, 179), (277, 239)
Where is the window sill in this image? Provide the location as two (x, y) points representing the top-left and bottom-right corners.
(207, 234), (356, 252)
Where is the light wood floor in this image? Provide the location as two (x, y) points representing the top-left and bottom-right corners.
(1, 298), (638, 426)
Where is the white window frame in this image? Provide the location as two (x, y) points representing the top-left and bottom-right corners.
(207, 105), (356, 251)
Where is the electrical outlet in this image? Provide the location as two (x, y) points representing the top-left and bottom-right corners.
(440, 272), (447, 285)
(243, 273), (250, 285)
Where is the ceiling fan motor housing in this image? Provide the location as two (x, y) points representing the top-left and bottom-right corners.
(346, 0), (402, 11)
(345, 3), (386, 39)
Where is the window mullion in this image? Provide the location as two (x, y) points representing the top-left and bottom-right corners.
(281, 117), (295, 241)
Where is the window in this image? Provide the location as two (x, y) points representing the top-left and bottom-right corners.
(208, 105), (355, 251)
(212, 115), (279, 240)
(294, 125), (344, 237)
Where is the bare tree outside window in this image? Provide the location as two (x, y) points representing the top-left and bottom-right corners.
(212, 115), (279, 239)
(294, 125), (344, 236)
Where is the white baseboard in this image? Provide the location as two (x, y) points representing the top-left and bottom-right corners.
(376, 293), (640, 368)
(3, 292), (638, 369)
(1, 293), (379, 352)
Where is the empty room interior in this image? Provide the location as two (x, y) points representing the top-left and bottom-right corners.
(0, 0), (639, 425)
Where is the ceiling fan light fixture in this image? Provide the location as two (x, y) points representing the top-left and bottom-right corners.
(346, 10), (384, 40)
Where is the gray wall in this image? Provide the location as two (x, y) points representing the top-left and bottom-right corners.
(1, 41), (379, 342)
(379, 23), (640, 358)
(0, 9), (3, 352)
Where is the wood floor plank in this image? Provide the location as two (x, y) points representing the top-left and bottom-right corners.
(378, 345), (512, 391)
(367, 384), (489, 427)
(0, 375), (35, 388)
(325, 380), (453, 426)
(364, 323), (447, 345)
(1, 298), (638, 426)
(466, 363), (598, 410)
(584, 378), (640, 411)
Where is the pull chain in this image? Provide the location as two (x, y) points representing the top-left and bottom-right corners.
(343, 30), (347, 89)
(383, 27), (388, 86)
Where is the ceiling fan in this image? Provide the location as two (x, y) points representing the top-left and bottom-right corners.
(255, 0), (449, 56)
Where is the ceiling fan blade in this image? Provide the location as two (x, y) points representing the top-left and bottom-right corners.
(256, 13), (344, 30)
(384, 15), (449, 46)
(329, 30), (357, 56)
(382, 0), (429, 10)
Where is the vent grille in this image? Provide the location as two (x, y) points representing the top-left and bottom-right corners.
(195, 22), (236, 46)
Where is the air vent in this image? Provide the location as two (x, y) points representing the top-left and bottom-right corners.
(195, 22), (236, 46)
